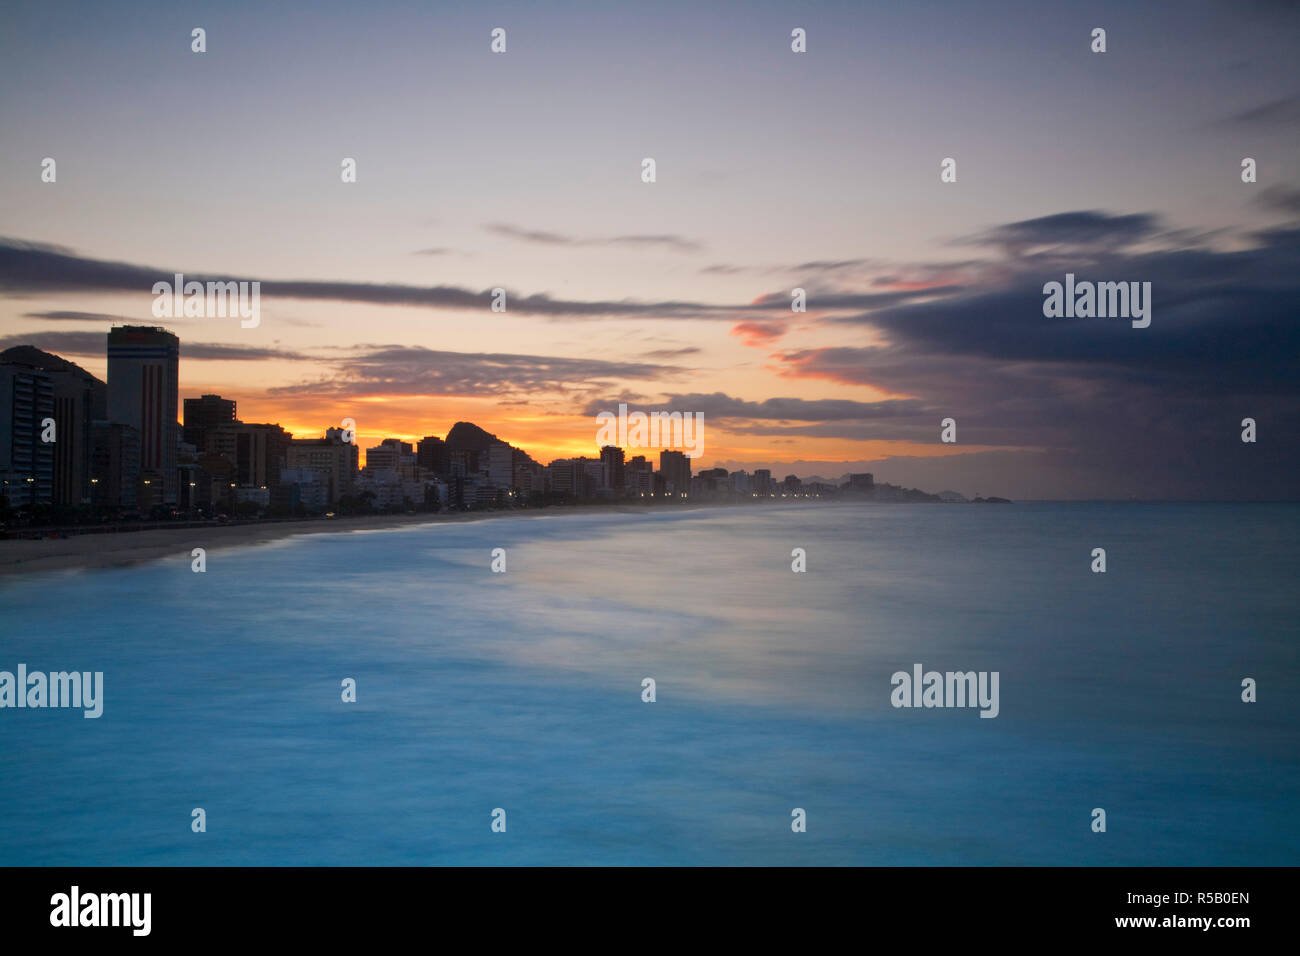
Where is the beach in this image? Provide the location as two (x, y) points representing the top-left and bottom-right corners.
(0, 507), (632, 577)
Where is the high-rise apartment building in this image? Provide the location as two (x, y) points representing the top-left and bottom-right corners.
(108, 326), (179, 506)
(0, 363), (54, 506)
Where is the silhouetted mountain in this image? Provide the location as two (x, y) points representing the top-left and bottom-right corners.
(445, 421), (501, 454)
(0, 345), (104, 387)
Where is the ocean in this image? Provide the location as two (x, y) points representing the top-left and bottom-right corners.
(1, 502), (1296, 865)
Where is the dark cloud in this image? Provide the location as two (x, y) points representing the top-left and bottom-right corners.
(830, 232), (1300, 398)
(580, 391), (924, 423)
(484, 223), (704, 252)
(269, 346), (680, 398)
(791, 258), (874, 272)
(0, 237), (752, 319)
(777, 224), (1300, 498)
(1254, 185), (1300, 215)
(484, 223), (572, 245)
(184, 343), (310, 361)
(0, 237), (965, 320)
(645, 347), (701, 359)
(23, 310), (127, 322)
(1212, 94), (1300, 128)
(0, 330), (306, 361)
(749, 287), (963, 310)
(958, 211), (1160, 255)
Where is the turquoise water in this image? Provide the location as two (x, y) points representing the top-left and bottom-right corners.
(1, 502), (1296, 865)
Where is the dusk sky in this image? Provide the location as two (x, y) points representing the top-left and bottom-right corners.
(2, 0), (1296, 498)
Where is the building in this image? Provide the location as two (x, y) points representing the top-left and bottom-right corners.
(193, 450), (234, 511)
(357, 469), (425, 511)
(0, 363), (55, 506)
(182, 394), (236, 449)
(512, 450), (545, 498)
(546, 458), (579, 496)
(693, 467), (730, 497)
(545, 456), (604, 498)
(89, 421), (140, 510)
(1, 347), (108, 509)
(625, 455), (653, 496)
(205, 422), (292, 492)
(600, 445), (625, 494)
(846, 473), (875, 493)
(481, 441), (513, 490)
(50, 370), (102, 507)
(278, 467), (330, 513)
(177, 440), (200, 511)
(286, 429), (358, 505)
(659, 450), (691, 495)
(365, 438), (416, 478)
(416, 435), (449, 477)
(108, 326), (180, 506)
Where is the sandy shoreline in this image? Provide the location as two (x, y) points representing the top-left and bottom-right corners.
(0, 506), (646, 578)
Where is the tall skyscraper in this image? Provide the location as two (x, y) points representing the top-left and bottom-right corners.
(108, 326), (180, 506)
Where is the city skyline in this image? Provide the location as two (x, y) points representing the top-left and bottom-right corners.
(8, 328), (890, 516)
(1, 0), (1297, 499)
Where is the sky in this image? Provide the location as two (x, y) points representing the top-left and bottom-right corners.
(1, 0), (1297, 498)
